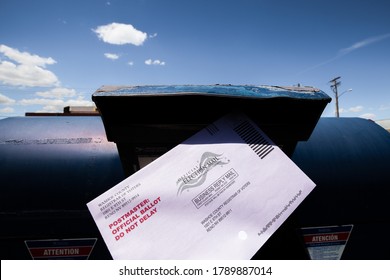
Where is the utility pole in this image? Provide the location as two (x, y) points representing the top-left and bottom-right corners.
(329, 76), (341, 117)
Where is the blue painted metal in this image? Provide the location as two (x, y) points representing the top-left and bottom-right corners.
(0, 116), (125, 212)
(0, 116), (125, 259)
(94, 84), (331, 100)
(292, 117), (390, 225)
(257, 117), (390, 260)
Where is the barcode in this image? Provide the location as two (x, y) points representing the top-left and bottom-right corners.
(206, 123), (219, 135)
(234, 120), (274, 159)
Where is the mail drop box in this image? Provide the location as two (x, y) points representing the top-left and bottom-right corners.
(1, 84), (389, 259)
(0, 116), (125, 259)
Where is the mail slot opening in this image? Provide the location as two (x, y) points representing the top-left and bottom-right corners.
(92, 85), (331, 175)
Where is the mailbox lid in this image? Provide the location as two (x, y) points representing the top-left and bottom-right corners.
(93, 84), (330, 99)
(92, 84), (331, 146)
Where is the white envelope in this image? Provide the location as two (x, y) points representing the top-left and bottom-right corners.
(87, 112), (316, 259)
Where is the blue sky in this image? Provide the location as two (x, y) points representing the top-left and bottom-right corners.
(0, 0), (389, 120)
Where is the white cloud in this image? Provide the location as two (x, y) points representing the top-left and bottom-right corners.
(93, 23), (147, 46)
(149, 33), (158, 38)
(38, 105), (60, 113)
(18, 87), (93, 112)
(338, 108), (346, 114)
(298, 33), (390, 75)
(0, 44), (56, 66)
(379, 104), (390, 111)
(19, 98), (64, 106)
(145, 59), (165, 66)
(340, 33), (390, 55)
(104, 53), (120, 60)
(36, 87), (76, 99)
(339, 105), (364, 114)
(19, 96), (94, 112)
(62, 97), (94, 107)
(349, 105), (364, 113)
(0, 46), (93, 114)
(0, 107), (14, 114)
(359, 113), (376, 120)
(0, 44), (59, 87)
(0, 93), (16, 104)
(128, 61), (134, 66)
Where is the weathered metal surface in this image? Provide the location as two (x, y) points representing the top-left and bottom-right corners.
(0, 116), (125, 211)
(94, 84), (331, 100)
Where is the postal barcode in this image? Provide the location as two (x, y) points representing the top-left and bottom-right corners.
(206, 123), (219, 135)
(234, 120), (274, 159)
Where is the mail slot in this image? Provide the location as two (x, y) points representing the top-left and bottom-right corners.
(1, 84), (389, 259)
(92, 85), (331, 176)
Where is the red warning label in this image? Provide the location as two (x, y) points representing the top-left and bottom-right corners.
(303, 231), (350, 244)
(25, 238), (97, 260)
(301, 225), (353, 260)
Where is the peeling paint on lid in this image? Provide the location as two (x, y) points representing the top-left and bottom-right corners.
(93, 84), (331, 101)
